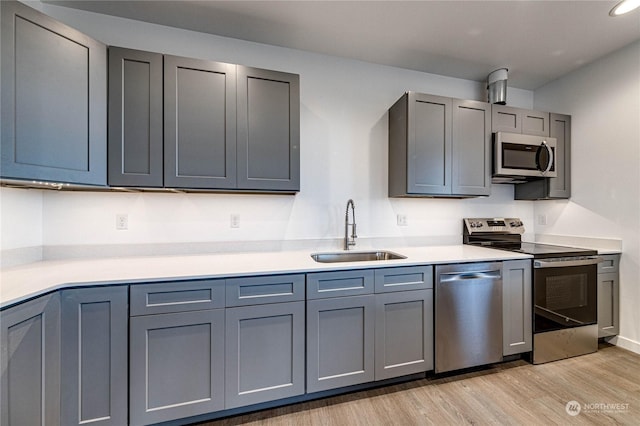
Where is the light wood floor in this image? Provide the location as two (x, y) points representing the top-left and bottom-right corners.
(199, 343), (640, 425)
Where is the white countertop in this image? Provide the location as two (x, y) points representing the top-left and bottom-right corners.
(0, 245), (531, 309)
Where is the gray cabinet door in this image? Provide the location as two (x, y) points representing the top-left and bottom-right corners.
(225, 302), (305, 408)
(597, 254), (619, 338)
(502, 259), (532, 356)
(548, 113), (571, 198)
(522, 110), (550, 136)
(1, 294), (61, 426)
(60, 287), (128, 426)
(375, 290), (433, 380)
(452, 99), (491, 196)
(164, 55), (237, 189)
(408, 93), (452, 195)
(236, 67), (300, 191)
(108, 47), (163, 187)
(491, 104), (522, 133)
(130, 309), (225, 425)
(598, 272), (619, 338)
(491, 105), (549, 137)
(0, 1), (107, 185)
(306, 295), (375, 393)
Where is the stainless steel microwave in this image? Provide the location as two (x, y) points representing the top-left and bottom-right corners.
(493, 132), (557, 182)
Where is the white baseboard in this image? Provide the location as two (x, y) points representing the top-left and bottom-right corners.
(608, 335), (640, 355)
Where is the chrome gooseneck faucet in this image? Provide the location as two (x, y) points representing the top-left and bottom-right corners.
(344, 199), (357, 250)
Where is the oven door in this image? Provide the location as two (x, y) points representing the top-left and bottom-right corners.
(533, 258), (599, 333)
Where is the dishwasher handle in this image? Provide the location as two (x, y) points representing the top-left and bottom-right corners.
(439, 270), (501, 282)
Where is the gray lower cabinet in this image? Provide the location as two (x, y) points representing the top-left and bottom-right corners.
(388, 92), (491, 197)
(374, 290), (433, 380)
(60, 287), (128, 426)
(129, 309), (225, 426)
(515, 113), (572, 200)
(1, 1), (107, 185)
(306, 294), (375, 393)
(237, 67), (300, 192)
(502, 259), (533, 356)
(108, 47), (164, 187)
(491, 105), (550, 136)
(598, 254), (620, 338)
(225, 301), (305, 408)
(0, 294), (61, 426)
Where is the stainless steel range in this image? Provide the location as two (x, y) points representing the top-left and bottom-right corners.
(463, 218), (601, 364)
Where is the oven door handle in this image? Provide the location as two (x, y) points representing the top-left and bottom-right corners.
(534, 256), (602, 269)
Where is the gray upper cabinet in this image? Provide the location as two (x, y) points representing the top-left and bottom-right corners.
(107, 47), (300, 192)
(515, 113), (571, 200)
(491, 105), (550, 136)
(237, 67), (300, 191)
(60, 287), (128, 426)
(164, 55), (237, 189)
(388, 93), (491, 197)
(1, 294), (61, 426)
(452, 99), (492, 196)
(389, 92), (452, 196)
(502, 259), (532, 356)
(108, 47), (163, 187)
(0, 1), (107, 185)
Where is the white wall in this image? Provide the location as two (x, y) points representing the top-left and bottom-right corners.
(0, 2), (536, 252)
(533, 41), (640, 352)
(0, 187), (43, 250)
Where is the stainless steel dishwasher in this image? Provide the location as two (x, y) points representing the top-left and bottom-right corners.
(435, 262), (503, 373)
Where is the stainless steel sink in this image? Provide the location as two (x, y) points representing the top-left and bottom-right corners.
(310, 251), (407, 263)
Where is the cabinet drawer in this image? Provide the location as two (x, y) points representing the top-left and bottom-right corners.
(374, 266), (433, 293)
(598, 254), (620, 274)
(226, 274), (305, 307)
(306, 270), (374, 299)
(130, 280), (225, 316)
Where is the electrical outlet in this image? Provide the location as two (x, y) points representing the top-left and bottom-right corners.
(230, 214), (240, 228)
(397, 214), (408, 226)
(116, 213), (128, 230)
(537, 214), (548, 226)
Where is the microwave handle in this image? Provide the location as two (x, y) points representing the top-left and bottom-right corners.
(536, 140), (554, 174)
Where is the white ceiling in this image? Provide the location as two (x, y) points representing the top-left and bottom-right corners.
(49, 0), (640, 90)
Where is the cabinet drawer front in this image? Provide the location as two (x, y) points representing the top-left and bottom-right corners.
(226, 274), (305, 307)
(598, 254), (620, 274)
(130, 280), (225, 316)
(374, 266), (433, 293)
(306, 270), (374, 299)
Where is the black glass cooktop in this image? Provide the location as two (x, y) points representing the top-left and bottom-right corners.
(477, 241), (597, 259)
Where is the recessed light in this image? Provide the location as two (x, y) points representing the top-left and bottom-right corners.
(609, 0), (640, 16)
